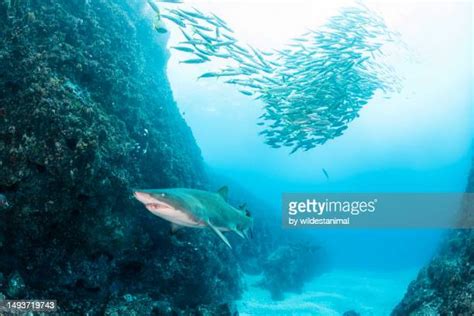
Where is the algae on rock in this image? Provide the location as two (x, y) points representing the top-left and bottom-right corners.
(0, 0), (242, 313)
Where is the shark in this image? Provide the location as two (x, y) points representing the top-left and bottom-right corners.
(133, 186), (252, 248)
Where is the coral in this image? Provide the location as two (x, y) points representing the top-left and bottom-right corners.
(0, 0), (241, 314)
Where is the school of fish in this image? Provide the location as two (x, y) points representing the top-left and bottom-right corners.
(147, 1), (403, 153)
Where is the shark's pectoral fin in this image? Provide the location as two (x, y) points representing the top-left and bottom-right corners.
(207, 221), (232, 249)
(233, 229), (246, 239)
(170, 223), (183, 235)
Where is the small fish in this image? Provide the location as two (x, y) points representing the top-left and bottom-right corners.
(180, 58), (207, 64)
(322, 168), (329, 180)
(213, 40), (237, 47)
(153, 19), (168, 33)
(192, 23), (214, 32)
(147, 0), (160, 14)
(260, 50), (274, 57)
(179, 39), (207, 46)
(180, 28), (193, 41)
(239, 90), (253, 96)
(193, 28), (214, 43)
(178, 8), (205, 19)
(194, 52), (211, 61)
(211, 13), (234, 32)
(161, 14), (186, 27)
(213, 52), (232, 59)
(199, 72), (240, 79)
(171, 46), (195, 53)
(164, 3), (399, 154)
(171, 9), (199, 24)
(198, 72), (221, 79)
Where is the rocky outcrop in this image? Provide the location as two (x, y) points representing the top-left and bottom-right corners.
(393, 159), (474, 315)
(257, 243), (324, 300)
(0, 0), (241, 313)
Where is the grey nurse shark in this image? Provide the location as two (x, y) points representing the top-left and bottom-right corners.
(133, 186), (253, 248)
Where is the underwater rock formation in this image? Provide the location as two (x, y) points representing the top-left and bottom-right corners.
(257, 243), (325, 300)
(392, 158), (474, 315)
(0, 0), (242, 313)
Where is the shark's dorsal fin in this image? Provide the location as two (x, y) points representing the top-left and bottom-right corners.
(207, 221), (232, 249)
(217, 186), (229, 201)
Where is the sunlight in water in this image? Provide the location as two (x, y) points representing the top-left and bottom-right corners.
(162, 0), (472, 186)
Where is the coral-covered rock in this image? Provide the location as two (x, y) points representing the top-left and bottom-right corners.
(393, 159), (474, 315)
(392, 230), (474, 315)
(105, 294), (173, 316)
(0, 0), (241, 313)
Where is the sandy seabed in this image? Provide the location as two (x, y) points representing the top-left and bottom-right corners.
(237, 269), (418, 316)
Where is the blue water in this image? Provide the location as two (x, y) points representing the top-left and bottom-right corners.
(168, 70), (472, 270)
(159, 0), (473, 312)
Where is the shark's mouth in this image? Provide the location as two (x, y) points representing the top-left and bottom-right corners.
(134, 191), (161, 205)
(145, 201), (174, 212)
(134, 191), (203, 228)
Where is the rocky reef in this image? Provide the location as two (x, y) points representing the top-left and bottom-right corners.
(256, 242), (324, 300)
(393, 158), (474, 315)
(0, 0), (242, 314)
